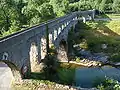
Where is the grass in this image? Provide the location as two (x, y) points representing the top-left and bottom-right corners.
(57, 67), (75, 85)
(107, 14), (120, 18)
(12, 79), (56, 90)
(106, 21), (120, 35)
(95, 14), (120, 19)
(12, 62), (75, 90)
(75, 21), (120, 62)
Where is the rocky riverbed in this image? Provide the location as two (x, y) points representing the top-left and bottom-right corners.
(78, 49), (109, 63)
(72, 47), (110, 67)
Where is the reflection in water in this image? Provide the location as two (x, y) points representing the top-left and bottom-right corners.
(75, 66), (120, 88)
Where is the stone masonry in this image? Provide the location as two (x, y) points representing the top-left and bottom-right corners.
(0, 10), (95, 79)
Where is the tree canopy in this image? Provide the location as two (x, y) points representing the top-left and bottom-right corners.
(0, 0), (120, 37)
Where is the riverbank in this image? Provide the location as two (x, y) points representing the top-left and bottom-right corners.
(12, 79), (76, 90)
(74, 20), (120, 63)
(60, 60), (101, 68)
(12, 79), (98, 90)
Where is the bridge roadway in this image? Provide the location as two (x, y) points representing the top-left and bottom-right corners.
(0, 62), (13, 90)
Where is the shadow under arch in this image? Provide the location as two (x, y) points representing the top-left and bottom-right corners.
(57, 39), (68, 61)
(59, 39), (68, 51)
(0, 60), (22, 83)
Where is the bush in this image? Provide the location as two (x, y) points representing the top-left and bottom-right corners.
(42, 54), (59, 80)
(57, 68), (75, 85)
(109, 53), (120, 62)
(42, 45), (59, 80)
(75, 57), (81, 62)
(96, 78), (120, 90)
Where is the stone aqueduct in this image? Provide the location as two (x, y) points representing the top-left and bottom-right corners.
(0, 10), (95, 80)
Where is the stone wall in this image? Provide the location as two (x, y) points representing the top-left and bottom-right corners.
(0, 10), (95, 77)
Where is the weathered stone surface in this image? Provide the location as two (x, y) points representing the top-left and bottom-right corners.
(30, 42), (39, 72)
(0, 10), (95, 79)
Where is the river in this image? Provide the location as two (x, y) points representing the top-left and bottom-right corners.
(75, 66), (120, 88)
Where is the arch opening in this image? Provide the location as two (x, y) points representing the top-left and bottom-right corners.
(59, 40), (67, 51)
(29, 42), (39, 72)
(0, 60), (22, 84)
(41, 37), (47, 60)
(57, 39), (68, 61)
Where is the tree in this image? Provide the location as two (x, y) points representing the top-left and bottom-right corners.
(37, 3), (55, 21)
(93, 0), (102, 10)
(112, 0), (120, 13)
(99, 0), (107, 12)
(22, 0), (55, 26)
(78, 1), (92, 11)
(0, 0), (21, 36)
(50, 0), (69, 16)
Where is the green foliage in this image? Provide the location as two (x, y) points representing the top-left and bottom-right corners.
(112, 0), (120, 13)
(49, 44), (57, 55)
(22, 1), (55, 26)
(78, 1), (93, 11)
(12, 79), (56, 90)
(68, 26), (75, 53)
(109, 53), (120, 62)
(0, 0), (55, 37)
(99, 0), (107, 12)
(1, 0), (120, 38)
(50, 0), (69, 16)
(75, 57), (81, 62)
(69, 0), (120, 13)
(69, 1), (93, 11)
(75, 20), (120, 62)
(57, 68), (75, 85)
(42, 54), (59, 80)
(0, 0), (22, 34)
(79, 39), (88, 49)
(69, 3), (79, 12)
(95, 78), (120, 90)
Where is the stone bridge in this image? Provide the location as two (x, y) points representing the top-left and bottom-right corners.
(0, 10), (95, 81)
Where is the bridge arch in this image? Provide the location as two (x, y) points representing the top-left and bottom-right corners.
(29, 42), (39, 72)
(59, 39), (68, 51)
(0, 60), (22, 83)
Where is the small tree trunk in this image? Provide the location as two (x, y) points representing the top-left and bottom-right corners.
(46, 24), (49, 55)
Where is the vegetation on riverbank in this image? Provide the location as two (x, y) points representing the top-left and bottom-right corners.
(74, 20), (120, 63)
(96, 14), (120, 19)
(93, 77), (120, 90)
(12, 66), (75, 90)
(12, 80), (56, 90)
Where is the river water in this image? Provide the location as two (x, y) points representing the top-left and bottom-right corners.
(75, 66), (120, 88)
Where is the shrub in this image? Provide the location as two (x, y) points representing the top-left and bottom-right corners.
(42, 54), (59, 80)
(57, 68), (75, 85)
(96, 78), (120, 90)
(109, 53), (120, 62)
(75, 57), (81, 62)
